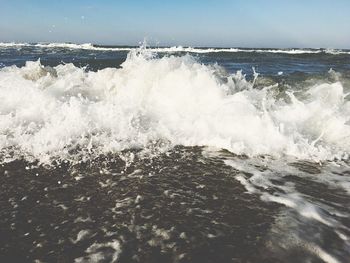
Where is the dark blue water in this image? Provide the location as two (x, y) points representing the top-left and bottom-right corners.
(1, 44), (350, 77)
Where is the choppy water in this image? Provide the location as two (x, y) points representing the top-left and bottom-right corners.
(0, 43), (350, 263)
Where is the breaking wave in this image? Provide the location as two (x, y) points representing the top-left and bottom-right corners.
(1, 48), (350, 164)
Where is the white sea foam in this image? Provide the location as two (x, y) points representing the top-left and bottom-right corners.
(222, 155), (350, 263)
(0, 42), (30, 48)
(0, 42), (349, 54)
(1, 48), (350, 163)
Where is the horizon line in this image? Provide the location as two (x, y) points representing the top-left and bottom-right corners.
(0, 41), (349, 50)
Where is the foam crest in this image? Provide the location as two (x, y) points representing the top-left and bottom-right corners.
(1, 50), (350, 163)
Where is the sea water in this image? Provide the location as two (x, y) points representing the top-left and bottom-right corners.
(0, 43), (349, 262)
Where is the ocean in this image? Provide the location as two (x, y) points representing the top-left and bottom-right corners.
(0, 43), (350, 263)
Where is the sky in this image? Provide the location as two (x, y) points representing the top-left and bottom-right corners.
(0, 0), (349, 48)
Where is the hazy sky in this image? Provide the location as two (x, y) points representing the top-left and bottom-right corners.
(0, 0), (349, 48)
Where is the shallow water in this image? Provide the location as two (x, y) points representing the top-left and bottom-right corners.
(1, 147), (349, 262)
(0, 43), (350, 262)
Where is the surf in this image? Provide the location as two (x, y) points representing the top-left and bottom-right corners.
(0, 48), (350, 164)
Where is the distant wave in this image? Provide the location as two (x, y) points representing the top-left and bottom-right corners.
(0, 42), (349, 55)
